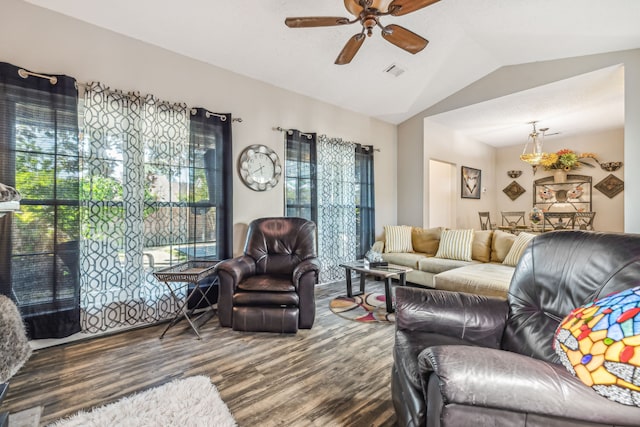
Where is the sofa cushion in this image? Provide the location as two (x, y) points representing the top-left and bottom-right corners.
(503, 232), (536, 267)
(491, 230), (517, 263)
(434, 229), (474, 261)
(411, 226), (442, 256)
(418, 257), (478, 274)
(432, 263), (514, 299)
(384, 225), (413, 253)
(472, 230), (493, 263)
(382, 252), (428, 269)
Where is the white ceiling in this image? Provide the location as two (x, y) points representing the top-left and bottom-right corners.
(22, 0), (640, 146)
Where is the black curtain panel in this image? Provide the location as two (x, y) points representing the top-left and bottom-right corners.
(285, 130), (317, 224)
(0, 62), (81, 339)
(355, 144), (376, 259)
(189, 109), (233, 260)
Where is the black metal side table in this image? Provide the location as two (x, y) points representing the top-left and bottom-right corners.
(154, 259), (220, 339)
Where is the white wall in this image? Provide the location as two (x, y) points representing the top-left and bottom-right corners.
(428, 160), (455, 228)
(423, 120), (497, 229)
(496, 128), (624, 232)
(1, 0), (398, 254)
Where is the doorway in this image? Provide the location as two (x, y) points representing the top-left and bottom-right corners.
(428, 159), (456, 228)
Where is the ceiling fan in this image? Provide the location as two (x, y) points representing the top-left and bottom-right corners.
(285, 0), (440, 65)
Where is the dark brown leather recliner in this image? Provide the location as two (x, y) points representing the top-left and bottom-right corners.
(392, 231), (640, 426)
(216, 217), (320, 333)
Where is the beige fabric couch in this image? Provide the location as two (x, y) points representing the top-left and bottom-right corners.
(372, 227), (519, 299)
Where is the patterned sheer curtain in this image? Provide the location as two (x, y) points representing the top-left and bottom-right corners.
(317, 135), (357, 282)
(0, 62), (81, 339)
(80, 82), (191, 332)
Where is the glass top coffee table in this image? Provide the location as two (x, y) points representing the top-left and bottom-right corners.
(338, 261), (413, 313)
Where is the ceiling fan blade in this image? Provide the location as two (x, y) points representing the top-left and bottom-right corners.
(388, 0), (441, 16)
(285, 17), (351, 28)
(335, 33), (366, 65)
(381, 24), (428, 54)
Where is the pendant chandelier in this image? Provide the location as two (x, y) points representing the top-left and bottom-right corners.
(520, 121), (553, 166)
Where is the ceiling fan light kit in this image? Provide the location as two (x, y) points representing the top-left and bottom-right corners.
(285, 0), (440, 65)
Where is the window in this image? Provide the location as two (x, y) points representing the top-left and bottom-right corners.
(0, 63), (81, 338)
(285, 130), (317, 223)
(78, 85), (233, 332)
(355, 145), (375, 259)
(285, 130), (376, 281)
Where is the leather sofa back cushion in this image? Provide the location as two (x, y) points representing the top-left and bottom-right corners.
(411, 226), (442, 256)
(504, 231), (640, 364)
(490, 230), (516, 262)
(472, 230), (493, 263)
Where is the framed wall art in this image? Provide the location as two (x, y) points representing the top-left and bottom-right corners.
(503, 181), (526, 201)
(461, 166), (481, 199)
(595, 174), (624, 199)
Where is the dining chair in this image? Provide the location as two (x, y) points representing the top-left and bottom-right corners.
(501, 211), (526, 228)
(542, 212), (576, 231)
(478, 211), (493, 230)
(574, 211), (596, 230)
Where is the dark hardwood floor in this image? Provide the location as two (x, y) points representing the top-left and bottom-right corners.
(3, 279), (397, 426)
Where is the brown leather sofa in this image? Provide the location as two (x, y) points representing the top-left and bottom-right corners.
(392, 231), (640, 426)
(217, 217), (320, 333)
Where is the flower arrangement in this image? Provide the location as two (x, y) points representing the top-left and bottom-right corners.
(540, 149), (598, 171)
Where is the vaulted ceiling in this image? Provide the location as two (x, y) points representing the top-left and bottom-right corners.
(23, 0), (640, 146)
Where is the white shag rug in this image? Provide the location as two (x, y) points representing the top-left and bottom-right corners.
(49, 376), (236, 427)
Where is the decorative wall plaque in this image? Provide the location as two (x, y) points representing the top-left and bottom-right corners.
(594, 174), (624, 199)
(503, 180), (525, 201)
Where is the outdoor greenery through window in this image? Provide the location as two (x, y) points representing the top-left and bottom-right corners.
(0, 63), (82, 338)
(1, 62), (232, 338)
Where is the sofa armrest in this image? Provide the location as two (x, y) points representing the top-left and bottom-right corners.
(419, 345), (640, 425)
(395, 286), (508, 348)
(216, 255), (256, 287)
(293, 258), (321, 285)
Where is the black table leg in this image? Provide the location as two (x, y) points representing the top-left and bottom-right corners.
(399, 272), (407, 287)
(384, 277), (393, 313)
(346, 268), (353, 297)
(359, 271), (366, 295)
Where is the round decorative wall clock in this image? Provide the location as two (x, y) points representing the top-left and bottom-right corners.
(237, 144), (282, 191)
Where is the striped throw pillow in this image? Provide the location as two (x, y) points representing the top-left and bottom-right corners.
(503, 232), (536, 266)
(384, 225), (413, 253)
(434, 229), (474, 261)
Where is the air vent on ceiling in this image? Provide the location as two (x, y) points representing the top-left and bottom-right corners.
(383, 63), (405, 77)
